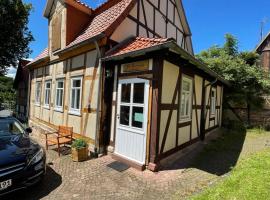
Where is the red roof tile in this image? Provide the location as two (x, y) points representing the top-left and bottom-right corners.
(106, 37), (171, 58)
(63, 0), (136, 51)
(27, 47), (49, 66)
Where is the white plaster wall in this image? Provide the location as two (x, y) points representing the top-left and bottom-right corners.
(159, 110), (177, 153)
(162, 61), (179, 104)
(178, 126), (190, 145)
(110, 18), (137, 42)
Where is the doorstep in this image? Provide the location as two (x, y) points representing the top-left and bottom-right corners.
(111, 153), (146, 171)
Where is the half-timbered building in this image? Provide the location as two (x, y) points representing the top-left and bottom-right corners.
(26, 0), (228, 171)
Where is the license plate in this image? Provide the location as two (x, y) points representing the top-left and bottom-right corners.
(0, 179), (12, 190)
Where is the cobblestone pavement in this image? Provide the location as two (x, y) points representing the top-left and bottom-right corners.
(4, 129), (270, 200)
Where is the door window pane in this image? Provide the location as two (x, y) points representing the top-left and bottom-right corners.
(133, 83), (145, 104)
(132, 107), (144, 128)
(121, 83), (131, 103)
(120, 106), (130, 126)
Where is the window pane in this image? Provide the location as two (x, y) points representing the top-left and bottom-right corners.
(73, 79), (81, 87)
(58, 81), (64, 88)
(59, 90), (63, 107)
(180, 95), (185, 116)
(132, 106), (144, 128)
(76, 89), (80, 109)
(121, 83), (131, 103)
(71, 89), (75, 108)
(133, 83), (145, 104)
(120, 106), (130, 126)
(183, 81), (190, 91)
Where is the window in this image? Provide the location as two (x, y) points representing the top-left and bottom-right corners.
(44, 81), (51, 108)
(55, 79), (64, 111)
(35, 82), (41, 105)
(180, 76), (193, 121)
(69, 77), (82, 115)
(210, 88), (216, 115)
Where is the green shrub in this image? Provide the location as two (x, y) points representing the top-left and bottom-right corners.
(71, 139), (87, 150)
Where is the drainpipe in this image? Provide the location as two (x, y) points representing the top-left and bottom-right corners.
(94, 41), (102, 157)
(200, 78), (217, 141)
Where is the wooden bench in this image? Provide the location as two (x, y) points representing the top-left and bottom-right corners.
(45, 126), (73, 156)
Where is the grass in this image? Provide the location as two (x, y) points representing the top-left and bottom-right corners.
(191, 129), (270, 200)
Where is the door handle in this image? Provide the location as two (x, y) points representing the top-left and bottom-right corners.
(116, 114), (120, 119)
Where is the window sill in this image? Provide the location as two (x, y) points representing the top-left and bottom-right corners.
(68, 110), (81, 117)
(43, 105), (50, 110)
(54, 108), (63, 113)
(35, 104), (41, 107)
(179, 118), (192, 123)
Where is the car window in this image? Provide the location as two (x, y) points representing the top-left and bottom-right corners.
(0, 120), (25, 136)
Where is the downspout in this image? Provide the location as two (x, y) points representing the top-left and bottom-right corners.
(200, 78), (217, 141)
(94, 41), (102, 157)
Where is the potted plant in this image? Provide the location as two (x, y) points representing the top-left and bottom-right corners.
(71, 138), (88, 162)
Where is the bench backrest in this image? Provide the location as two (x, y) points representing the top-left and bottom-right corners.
(58, 126), (73, 138)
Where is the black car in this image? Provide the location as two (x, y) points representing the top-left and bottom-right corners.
(0, 113), (46, 196)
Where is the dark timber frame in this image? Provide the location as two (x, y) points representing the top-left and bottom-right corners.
(104, 48), (226, 171)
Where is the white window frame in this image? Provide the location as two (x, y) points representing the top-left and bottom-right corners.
(179, 76), (193, 122)
(44, 80), (51, 108)
(55, 79), (64, 112)
(35, 81), (41, 106)
(69, 76), (82, 115)
(210, 88), (217, 116)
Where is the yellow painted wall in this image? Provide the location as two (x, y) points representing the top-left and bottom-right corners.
(29, 49), (99, 141)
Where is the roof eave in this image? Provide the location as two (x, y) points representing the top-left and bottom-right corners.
(27, 56), (50, 68)
(103, 41), (230, 86)
(54, 33), (106, 56)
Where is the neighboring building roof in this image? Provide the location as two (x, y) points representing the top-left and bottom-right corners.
(14, 59), (31, 89)
(57, 0), (136, 54)
(255, 31), (270, 53)
(105, 37), (172, 58)
(27, 48), (49, 66)
(103, 37), (230, 86)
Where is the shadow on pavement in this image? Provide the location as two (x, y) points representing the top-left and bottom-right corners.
(160, 128), (246, 176)
(3, 166), (62, 200)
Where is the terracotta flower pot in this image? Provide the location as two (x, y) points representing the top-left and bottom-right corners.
(71, 146), (88, 162)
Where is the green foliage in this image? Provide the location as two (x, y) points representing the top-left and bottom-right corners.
(71, 139), (88, 150)
(0, 76), (15, 107)
(0, 0), (33, 75)
(197, 34), (270, 113)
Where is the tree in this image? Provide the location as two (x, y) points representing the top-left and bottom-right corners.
(197, 34), (270, 125)
(0, 0), (33, 75)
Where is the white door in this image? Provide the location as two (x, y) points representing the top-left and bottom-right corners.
(115, 78), (149, 164)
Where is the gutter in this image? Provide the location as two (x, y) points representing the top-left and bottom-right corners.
(27, 57), (49, 68)
(54, 33), (106, 56)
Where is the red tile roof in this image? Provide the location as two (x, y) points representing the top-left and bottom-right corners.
(27, 47), (49, 66)
(105, 37), (171, 58)
(63, 0), (136, 51)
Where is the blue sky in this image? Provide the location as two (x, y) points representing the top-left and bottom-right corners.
(8, 0), (270, 77)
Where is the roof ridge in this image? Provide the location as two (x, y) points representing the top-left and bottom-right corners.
(72, 0), (93, 10)
(93, 0), (122, 15)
